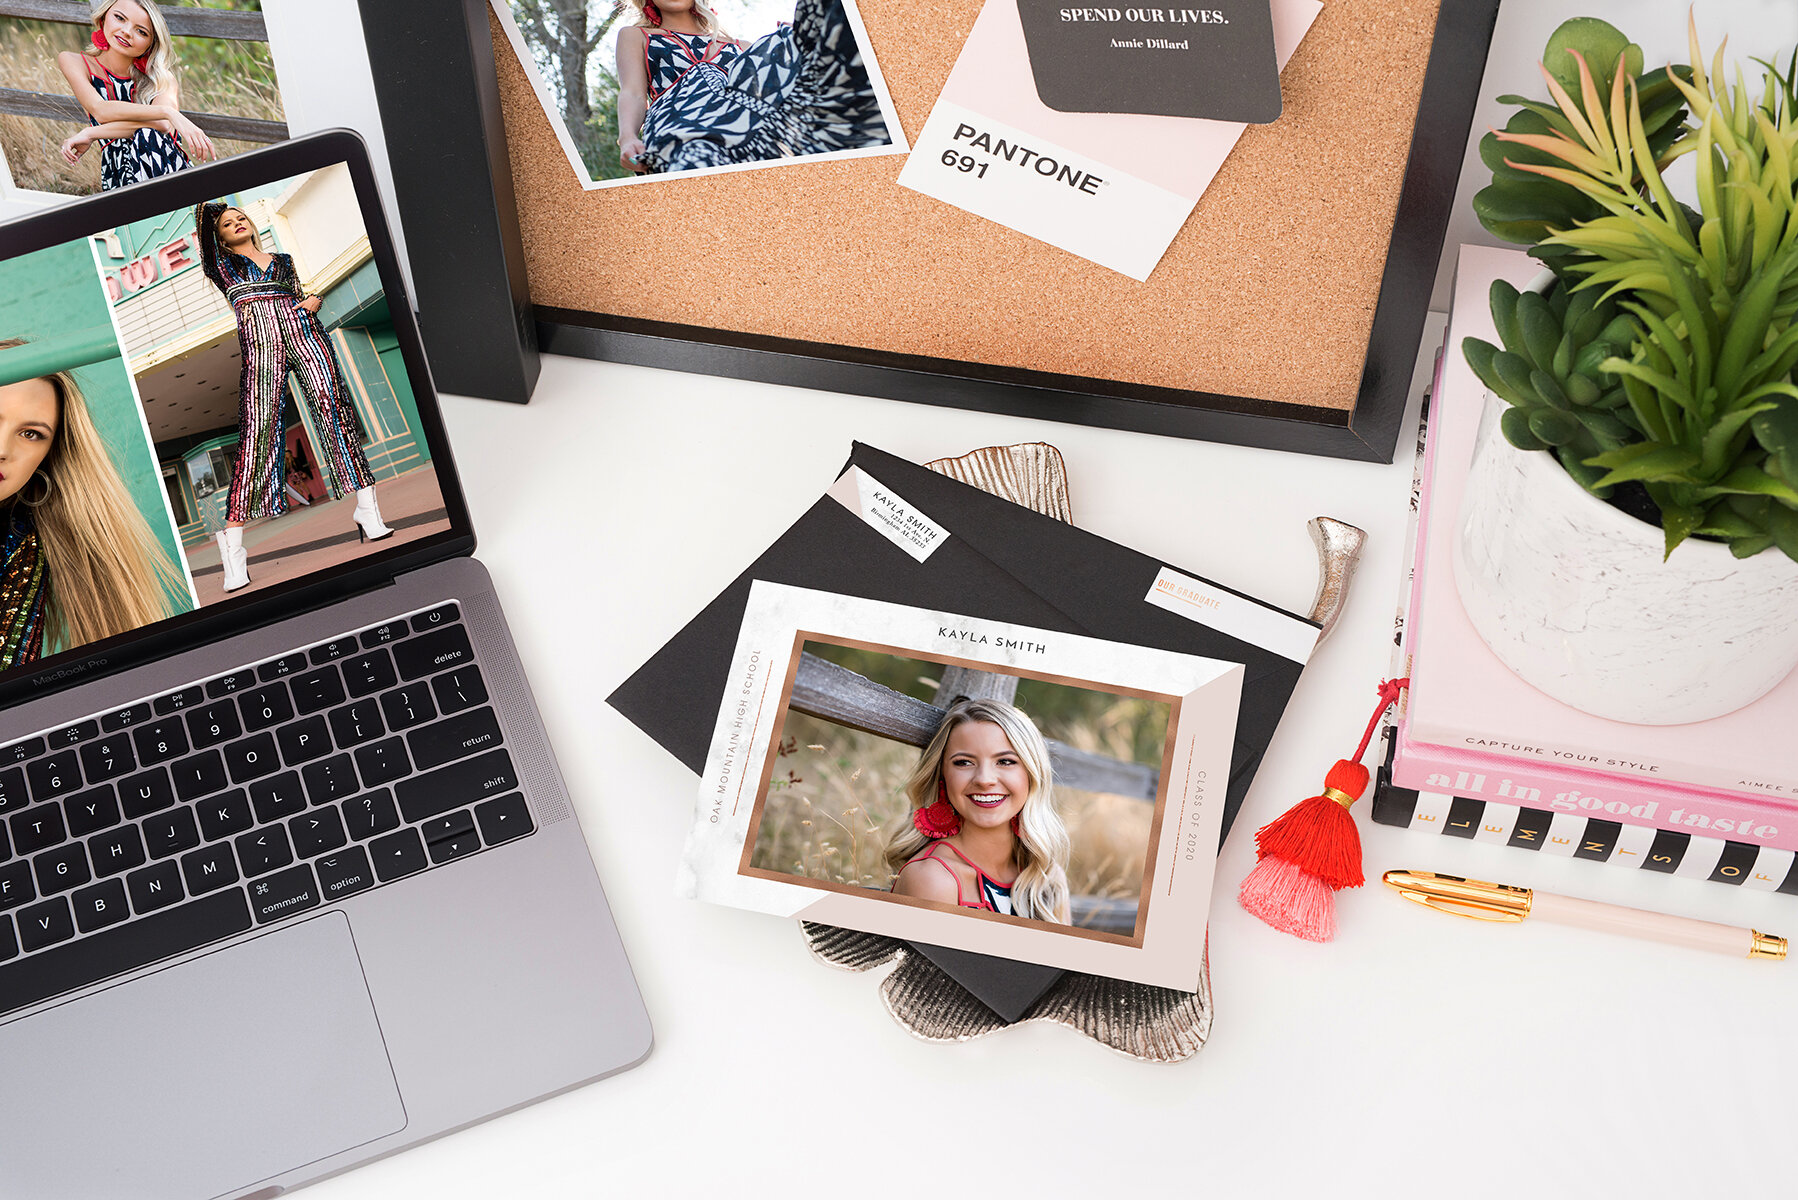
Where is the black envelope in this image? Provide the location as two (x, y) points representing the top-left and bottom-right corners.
(611, 442), (1314, 1018)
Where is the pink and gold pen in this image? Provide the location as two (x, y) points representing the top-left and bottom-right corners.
(1383, 870), (1787, 960)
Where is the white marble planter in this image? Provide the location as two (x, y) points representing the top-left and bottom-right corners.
(1452, 392), (1798, 725)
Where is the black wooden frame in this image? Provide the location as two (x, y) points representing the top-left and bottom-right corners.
(366, 0), (1500, 462)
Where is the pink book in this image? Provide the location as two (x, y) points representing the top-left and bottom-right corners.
(1394, 246), (1798, 816)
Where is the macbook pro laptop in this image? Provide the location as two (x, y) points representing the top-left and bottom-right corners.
(0, 131), (650, 1199)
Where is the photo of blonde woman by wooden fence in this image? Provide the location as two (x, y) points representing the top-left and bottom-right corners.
(0, 0), (286, 198)
(748, 640), (1172, 935)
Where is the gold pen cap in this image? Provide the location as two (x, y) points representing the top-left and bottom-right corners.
(1750, 930), (1787, 960)
(1382, 870), (1533, 923)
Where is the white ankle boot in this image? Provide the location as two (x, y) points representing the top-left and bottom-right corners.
(352, 486), (394, 542)
(218, 528), (250, 593)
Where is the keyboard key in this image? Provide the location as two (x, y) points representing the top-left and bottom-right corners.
(394, 625), (474, 681)
(88, 825), (146, 878)
(180, 843), (239, 895)
(206, 670), (256, 697)
(309, 637), (358, 664)
(380, 684), (436, 732)
(33, 843), (89, 895)
(341, 649), (397, 698)
(277, 716), (332, 766)
(0, 820), (8, 861)
(64, 786), (121, 839)
(250, 863), (320, 924)
(430, 665), (488, 716)
(239, 683), (294, 732)
(171, 750), (229, 802)
(131, 719), (189, 767)
(119, 768), (175, 819)
(327, 700), (385, 749)
(428, 831), (481, 864)
(153, 686), (205, 714)
(0, 916), (14, 961)
(396, 749), (517, 824)
(185, 701), (243, 750)
(125, 859), (183, 914)
(0, 739), (42, 765)
(0, 767), (28, 814)
(475, 793), (534, 847)
(314, 847), (374, 900)
(289, 808), (347, 858)
(370, 828), (426, 881)
(257, 652), (309, 681)
(27, 749), (82, 803)
(301, 755), (358, 805)
(17, 897), (73, 953)
(420, 810), (475, 845)
(353, 738), (410, 788)
(0, 890), (248, 1015)
(408, 708), (503, 772)
(234, 825), (293, 877)
(360, 621), (408, 649)
(78, 735), (136, 784)
(224, 732), (279, 784)
(144, 809), (201, 860)
(71, 878), (128, 933)
(100, 704), (152, 732)
(48, 721), (98, 749)
(10, 805), (66, 856)
(0, 861), (34, 910)
(291, 667), (346, 715)
(341, 789), (399, 841)
(249, 772), (308, 823)
(410, 603), (460, 632)
(197, 789), (254, 842)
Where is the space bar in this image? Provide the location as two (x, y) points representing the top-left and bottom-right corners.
(0, 891), (252, 1016)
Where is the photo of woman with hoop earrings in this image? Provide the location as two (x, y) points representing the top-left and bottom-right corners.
(0, 338), (186, 669)
(53, 0), (216, 191)
(194, 199), (392, 595)
(886, 698), (1073, 922)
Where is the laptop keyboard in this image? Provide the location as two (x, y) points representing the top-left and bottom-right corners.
(0, 601), (536, 1017)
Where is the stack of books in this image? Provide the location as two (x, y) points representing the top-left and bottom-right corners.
(1371, 244), (1798, 896)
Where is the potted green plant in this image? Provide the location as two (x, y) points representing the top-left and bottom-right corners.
(1453, 16), (1798, 725)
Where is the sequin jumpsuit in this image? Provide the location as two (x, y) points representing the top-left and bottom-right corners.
(196, 204), (374, 524)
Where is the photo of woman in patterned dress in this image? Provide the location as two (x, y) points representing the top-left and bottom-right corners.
(53, 0), (215, 191)
(496, 0), (902, 188)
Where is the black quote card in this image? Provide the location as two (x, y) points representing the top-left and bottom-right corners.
(1016, 0), (1282, 122)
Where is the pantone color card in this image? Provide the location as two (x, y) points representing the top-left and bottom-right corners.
(897, 0), (1316, 280)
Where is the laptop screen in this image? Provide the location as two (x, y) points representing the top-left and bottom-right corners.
(0, 133), (471, 707)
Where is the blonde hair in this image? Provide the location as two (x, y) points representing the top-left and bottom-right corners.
(0, 340), (184, 653)
(212, 206), (264, 255)
(885, 699), (1072, 924)
(621, 0), (733, 40)
(90, 0), (178, 109)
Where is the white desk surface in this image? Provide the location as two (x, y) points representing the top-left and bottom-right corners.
(305, 332), (1794, 1199)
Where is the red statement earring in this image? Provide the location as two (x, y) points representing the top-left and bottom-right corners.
(91, 29), (108, 52)
(643, 1), (663, 25)
(912, 781), (959, 839)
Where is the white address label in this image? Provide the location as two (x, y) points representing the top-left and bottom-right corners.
(1145, 566), (1317, 663)
(825, 467), (950, 563)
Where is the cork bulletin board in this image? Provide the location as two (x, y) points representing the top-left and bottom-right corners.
(471, 0), (1499, 461)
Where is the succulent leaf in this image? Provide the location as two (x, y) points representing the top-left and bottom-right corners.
(1500, 406), (1549, 451)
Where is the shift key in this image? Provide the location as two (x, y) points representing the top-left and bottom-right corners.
(396, 748), (516, 824)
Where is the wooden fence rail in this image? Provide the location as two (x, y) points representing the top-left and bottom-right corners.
(0, 0), (270, 39)
(789, 652), (1161, 801)
(0, 87), (287, 143)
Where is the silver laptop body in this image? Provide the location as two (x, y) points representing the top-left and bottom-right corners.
(0, 132), (650, 1200)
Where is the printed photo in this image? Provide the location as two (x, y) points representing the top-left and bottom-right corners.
(749, 639), (1172, 936)
(683, 583), (1242, 991)
(0, 1), (287, 201)
(0, 239), (195, 673)
(491, 0), (905, 188)
(103, 162), (451, 603)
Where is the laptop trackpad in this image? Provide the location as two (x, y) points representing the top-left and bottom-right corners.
(0, 911), (405, 1200)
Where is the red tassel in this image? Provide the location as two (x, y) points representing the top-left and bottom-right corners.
(1238, 679), (1406, 941)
